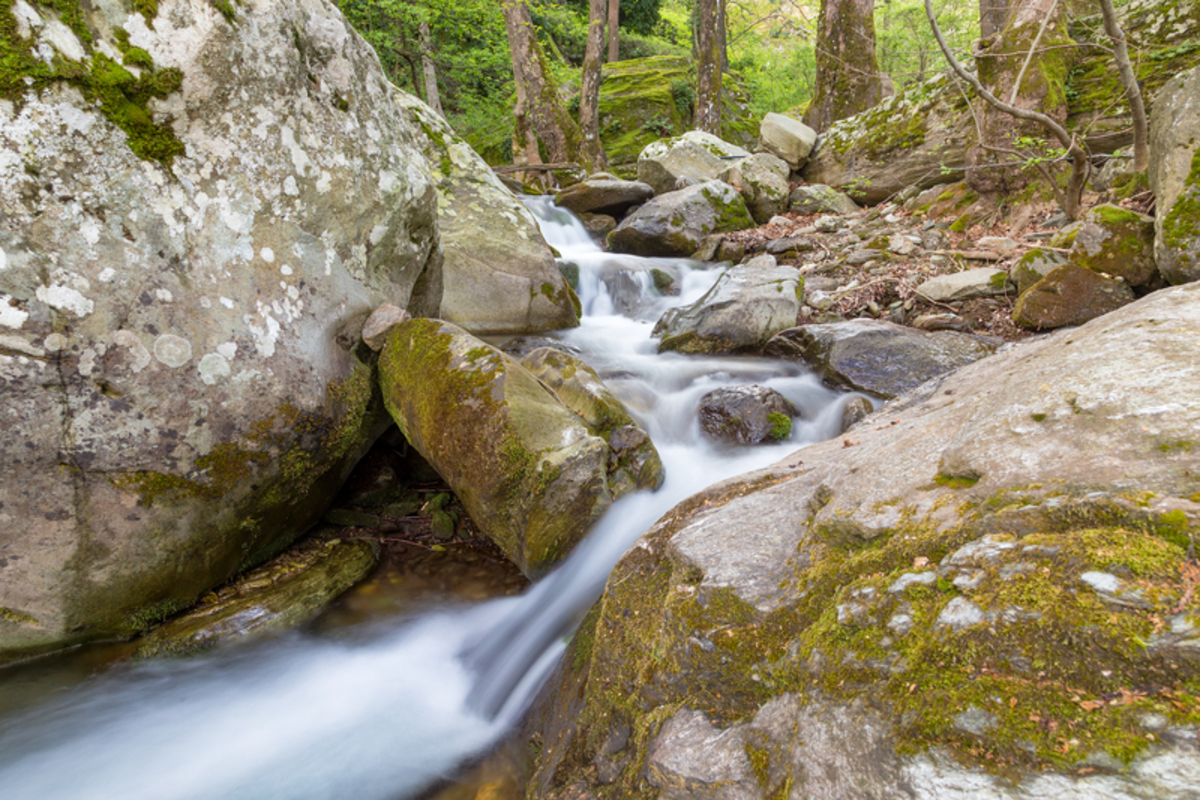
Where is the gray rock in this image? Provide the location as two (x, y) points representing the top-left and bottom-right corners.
(719, 152), (790, 224)
(758, 112), (818, 170)
(916, 268), (1011, 302)
(846, 249), (882, 266)
(1149, 65), (1200, 285)
(764, 319), (997, 399)
(698, 385), (797, 445)
(362, 304), (410, 351)
(637, 131), (751, 196)
(789, 184), (860, 216)
(888, 572), (937, 593)
(654, 256), (802, 354)
(976, 236), (1019, 257)
(936, 597), (986, 631)
(555, 177), (655, 217)
(1012, 248), (1068, 295)
(608, 181), (754, 258)
(840, 395), (874, 432)
(579, 212), (618, 238)
(1066, 204), (1158, 288)
(954, 707), (999, 736)
(766, 235), (815, 256)
(0, 0), (442, 658)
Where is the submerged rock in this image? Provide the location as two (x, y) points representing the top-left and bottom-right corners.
(135, 539), (379, 658)
(607, 180), (754, 258)
(698, 385), (797, 446)
(765, 319), (997, 399)
(654, 256), (801, 354)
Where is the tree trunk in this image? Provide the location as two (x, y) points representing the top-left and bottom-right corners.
(695, 0), (722, 134)
(579, 0), (608, 172)
(1098, 0), (1148, 171)
(607, 0), (620, 62)
(501, 0), (586, 169)
(968, 0), (1072, 196)
(418, 19), (444, 118)
(803, 0), (883, 132)
(980, 0), (1008, 39)
(718, 0), (729, 72)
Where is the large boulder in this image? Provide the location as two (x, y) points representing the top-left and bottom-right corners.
(1065, 204), (1158, 288)
(0, 0), (441, 659)
(758, 112), (818, 171)
(1013, 264), (1137, 329)
(802, 73), (972, 204)
(764, 319), (997, 399)
(607, 180), (754, 258)
(719, 152), (791, 224)
(554, 175), (655, 218)
(1149, 64), (1200, 285)
(379, 319), (653, 576)
(637, 131), (751, 196)
(396, 95), (578, 335)
(789, 184), (860, 216)
(529, 282), (1200, 800)
(654, 255), (801, 354)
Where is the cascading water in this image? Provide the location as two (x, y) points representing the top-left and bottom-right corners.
(0, 198), (857, 800)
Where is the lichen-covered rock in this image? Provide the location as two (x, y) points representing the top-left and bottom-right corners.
(802, 73), (972, 204)
(653, 255), (801, 354)
(607, 180), (754, 258)
(379, 319), (626, 576)
(519, 347), (665, 496)
(0, 0), (442, 659)
(396, 94), (577, 334)
(916, 268), (1012, 302)
(1012, 248), (1068, 295)
(789, 184), (860, 215)
(1066, 204), (1158, 287)
(1013, 264), (1137, 329)
(765, 319), (997, 399)
(718, 152), (790, 224)
(134, 538), (379, 658)
(698, 385), (797, 445)
(1149, 64), (1200, 285)
(758, 112), (818, 171)
(554, 175), (655, 218)
(528, 283), (1200, 800)
(637, 131), (751, 196)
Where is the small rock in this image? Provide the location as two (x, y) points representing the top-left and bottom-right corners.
(840, 396), (874, 432)
(767, 235), (815, 255)
(916, 268), (1011, 302)
(954, 706), (999, 736)
(1080, 571), (1122, 594)
(846, 249), (882, 266)
(912, 313), (971, 332)
(946, 535), (1018, 567)
(937, 597), (986, 631)
(698, 385), (797, 445)
(976, 236), (1019, 257)
(814, 215), (841, 233)
(887, 612), (914, 637)
(887, 234), (916, 256)
(888, 571), (937, 593)
(807, 290), (835, 311)
(362, 304), (409, 351)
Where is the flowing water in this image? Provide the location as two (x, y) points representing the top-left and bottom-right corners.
(0, 199), (858, 799)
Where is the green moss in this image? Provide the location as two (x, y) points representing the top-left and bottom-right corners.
(1157, 440), (1195, 453)
(1155, 510), (1192, 550)
(1031, 413), (1048, 422)
(126, 597), (186, 632)
(1161, 148), (1200, 265)
(0, 607), (39, 625)
(767, 412), (791, 442)
(210, 0), (238, 24)
(540, 282), (556, 300)
(935, 471), (980, 489)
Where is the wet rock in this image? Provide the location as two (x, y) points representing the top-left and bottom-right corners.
(840, 396), (874, 432)
(654, 256), (802, 354)
(608, 181), (754, 258)
(500, 337), (584, 359)
(719, 152), (790, 224)
(1012, 248), (1068, 295)
(765, 319), (997, 399)
(555, 177), (655, 217)
(579, 212), (618, 238)
(135, 539), (379, 658)
(637, 131), (751, 196)
(759, 112), (818, 170)
(1013, 264), (1136, 330)
(789, 183), (860, 216)
(698, 385), (797, 445)
(915, 268), (1012, 302)
(1149, 64), (1200, 285)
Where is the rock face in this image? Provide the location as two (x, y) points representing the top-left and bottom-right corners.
(803, 73), (972, 204)
(379, 319), (656, 576)
(554, 175), (655, 218)
(718, 153), (790, 224)
(1013, 264), (1137, 329)
(607, 180), (754, 258)
(1149, 64), (1200, 285)
(654, 256), (802, 354)
(397, 95), (577, 335)
(758, 112), (818, 171)
(0, 0), (441, 658)
(765, 319), (997, 399)
(637, 131), (751, 196)
(529, 283), (1200, 800)
(698, 385), (797, 445)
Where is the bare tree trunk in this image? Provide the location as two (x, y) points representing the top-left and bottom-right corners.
(502, 0), (586, 168)
(607, 0), (620, 62)
(803, 0), (883, 132)
(718, 0), (729, 72)
(1098, 0), (1148, 171)
(418, 19), (444, 118)
(695, 0), (722, 134)
(980, 0), (1008, 39)
(579, 0), (608, 172)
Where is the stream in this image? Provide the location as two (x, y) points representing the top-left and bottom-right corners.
(0, 199), (856, 799)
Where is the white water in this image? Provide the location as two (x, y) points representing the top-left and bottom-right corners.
(0, 199), (854, 799)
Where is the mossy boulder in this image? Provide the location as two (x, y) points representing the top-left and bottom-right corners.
(598, 56), (758, 167)
(0, 0), (441, 661)
(637, 131), (751, 196)
(718, 152), (790, 224)
(1013, 264), (1137, 329)
(527, 282), (1200, 800)
(607, 180), (754, 258)
(379, 319), (637, 576)
(653, 255), (801, 355)
(1149, 64), (1200, 285)
(1066, 204), (1158, 287)
(395, 94), (578, 335)
(134, 538), (379, 658)
(1013, 247), (1069, 295)
(764, 319), (997, 400)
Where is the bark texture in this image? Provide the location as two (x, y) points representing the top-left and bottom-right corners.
(980, 0), (1009, 38)
(695, 0), (722, 134)
(803, 0), (883, 132)
(1098, 0), (1148, 171)
(418, 20), (443, 117)
(607, 0), (620, 62)
(579, 0), (608, 172)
